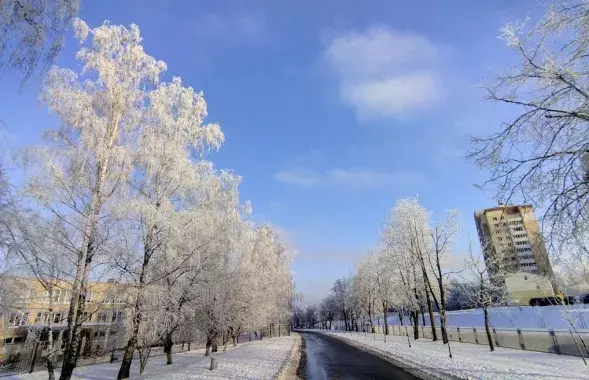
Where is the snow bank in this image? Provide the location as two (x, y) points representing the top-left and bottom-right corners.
(4, 336), (297, 380)
(322, 330), (588, 380)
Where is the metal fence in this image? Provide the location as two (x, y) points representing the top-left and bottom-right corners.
(0, 341), (193, 378)
(0, 324), (291, 377)
(330, 324), (589, 358)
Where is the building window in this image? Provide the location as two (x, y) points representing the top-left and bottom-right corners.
(9, 312), (29, 326)
(498, 237), (503, 241)
(18, 289), (33, 303)
(98, 313), (108, 323)
(53, 313), (62, 324)
(493, 217), (497, 221)
(111, 311), (122, 323)
(85, 291), (95, 303)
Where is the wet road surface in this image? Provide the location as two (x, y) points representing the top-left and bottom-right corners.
(298, 331), (420, 380)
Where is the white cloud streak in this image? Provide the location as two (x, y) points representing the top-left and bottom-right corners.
(274, 167), (423, 189)
(324, 27), (446, 118)
(202, 12), (265, 41)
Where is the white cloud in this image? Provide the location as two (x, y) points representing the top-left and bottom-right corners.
(274, 167), (321, 188)
(274, 167), (423, 189)
(202, 12), (265, 41)
(324, 27), (446, 118)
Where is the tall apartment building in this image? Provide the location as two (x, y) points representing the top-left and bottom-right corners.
(474, 204), (553, 278)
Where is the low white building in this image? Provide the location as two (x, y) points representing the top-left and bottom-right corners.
(505, 271), (554, 305)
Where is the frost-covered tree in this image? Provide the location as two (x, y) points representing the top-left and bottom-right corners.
(352, 253), (378, 332)
(463, 240), (509, 352)
(0, 0), (80, 82)
(114, 73), (225, 378)
(426, 210), (460, 350)
(5, 213), (75, 380)
(382, 197), (439, 341)
(20, 18), (167, 380)
(469, 0), (589, 264)
(332, 277), (353, 331)
(319, 295), (337, 330)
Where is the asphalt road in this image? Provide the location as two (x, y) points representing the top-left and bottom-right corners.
(297, 331), (420, 380)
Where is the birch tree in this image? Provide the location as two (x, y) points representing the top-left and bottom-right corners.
(6, 213), (75, 380)
(115, 74), (224, 378)
(332, 277), (352, 331)
(353, 253), (378, 332)
(382, 197), (439, 340)
(0, 0), (80, 82)
(20, 19), (167, 380)
(463, 240), (509, 352)
(425, 210), (460, 355)
(469, 0), (589, 263)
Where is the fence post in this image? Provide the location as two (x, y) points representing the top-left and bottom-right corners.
(517, 329), (526, 351)
(29, 341), (40, 373)
(473, 327), (479, 345)
(549, 330), (560, 355)
(457, 327), (462, 343)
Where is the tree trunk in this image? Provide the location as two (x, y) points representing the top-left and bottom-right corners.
(205, 336), (212, 356)
(223, 332), (229, 352)
(484, 307), (494, 351)
(60, 252), (94, 380)
(118, 235), (153, 379)
(47, 359), (55, 380)
(440, 309), (449, 344)
(60, 113), (120, 380)
(435, 250), (449, 344)
(382, 303), (388, 335)
(118, 334), (136, 379)
(164, 334), (173, 365)
(424, 285), (438, 341)
(411, 311), (419, 339)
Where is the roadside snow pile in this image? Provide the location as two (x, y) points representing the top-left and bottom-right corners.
(5, 336), (297, 380)
(324, 331), (588, 380)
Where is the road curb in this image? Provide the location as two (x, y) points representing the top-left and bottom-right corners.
(324, 332), (464, 380)
(276, 333), (302, 380)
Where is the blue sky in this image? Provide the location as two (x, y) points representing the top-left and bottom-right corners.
(0, 0), (542, 304)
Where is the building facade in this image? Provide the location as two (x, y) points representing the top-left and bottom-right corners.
(474, 204), (554, 279)
(504, 271), (555, 306)
(0, 277), (129, 357)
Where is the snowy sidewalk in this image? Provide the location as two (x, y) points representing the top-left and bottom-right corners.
(321, 330), (588, 380)
(5, 335), (298, 380)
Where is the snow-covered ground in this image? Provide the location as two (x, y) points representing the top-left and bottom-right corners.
(4, 336), (297, 380)
(321, 330), (588, 379)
